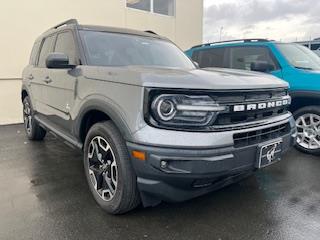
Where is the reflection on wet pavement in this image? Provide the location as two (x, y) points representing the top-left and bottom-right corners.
(0, 124), (319, 240)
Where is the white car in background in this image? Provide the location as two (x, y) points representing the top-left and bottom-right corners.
(296, 39), (320, 57)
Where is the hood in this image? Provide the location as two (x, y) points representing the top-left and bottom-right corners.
(83, 66), (288, 90)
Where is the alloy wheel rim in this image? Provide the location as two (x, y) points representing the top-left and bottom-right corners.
(23, 101), (32, 134)
(87, 136), (118, 201)
(296, 113), (320, 150)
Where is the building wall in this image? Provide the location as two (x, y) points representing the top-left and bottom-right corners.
(0, 0), (203, 79)
(0, 80), (22, 125)
(0, 0), (203, 124)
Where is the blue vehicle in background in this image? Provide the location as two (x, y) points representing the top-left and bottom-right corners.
(186, 39), (320, 155)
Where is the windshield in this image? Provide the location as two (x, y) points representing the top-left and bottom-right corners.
(276, 43), (320, 70)
(80, 30), (195, 69)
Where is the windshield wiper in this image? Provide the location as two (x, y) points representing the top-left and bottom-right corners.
(294, 66), (314, 70)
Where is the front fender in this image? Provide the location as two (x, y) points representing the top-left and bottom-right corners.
(73, 95), (134, 142)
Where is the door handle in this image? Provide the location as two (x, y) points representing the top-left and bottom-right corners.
(44, 76), (52, 84)
(28, 74), (34, 80)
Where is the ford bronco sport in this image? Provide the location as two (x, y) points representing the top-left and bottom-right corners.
(186, 39), (320, 155)
(22, 20), (296, 214)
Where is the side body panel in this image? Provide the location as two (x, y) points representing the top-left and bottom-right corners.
(71, 68), (145, 142)
(43, 68), (78, 132)
(40, 29), (83, 134)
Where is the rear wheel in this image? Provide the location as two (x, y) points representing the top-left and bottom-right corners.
(293, 106), (320, 155)
(83, 121), (140, 214)
(23, 96), (46, 141)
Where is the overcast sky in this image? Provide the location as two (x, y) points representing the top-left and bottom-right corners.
(204, 0), (320, 43)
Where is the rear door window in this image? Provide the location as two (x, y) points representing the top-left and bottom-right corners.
(38, 35), (55, 67)
(192, 48), (227, 68)
(227, 46), (279, 71)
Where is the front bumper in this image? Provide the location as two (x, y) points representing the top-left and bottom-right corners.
(127, 114), (297, 207)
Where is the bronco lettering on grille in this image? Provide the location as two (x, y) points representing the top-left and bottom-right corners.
(233, 97), (291, 112)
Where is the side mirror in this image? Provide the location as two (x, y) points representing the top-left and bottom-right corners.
(46, 52), (75, 69)
(193, 61), (200, 68)
(250, 61), (274, 73)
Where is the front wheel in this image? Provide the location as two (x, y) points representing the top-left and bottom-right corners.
(83, 121), (140, 214)
(294, 106), (320, 155)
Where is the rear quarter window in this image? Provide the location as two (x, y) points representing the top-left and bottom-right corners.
(29, 41), (41, 66)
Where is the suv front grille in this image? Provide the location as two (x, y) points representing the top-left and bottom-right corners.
(210, 88), (289, 127)
(216, 107), (287, 125)
(233, 122), (290, 148)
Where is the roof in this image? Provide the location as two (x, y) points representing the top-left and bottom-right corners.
(36, 19), (167, 42)
(190, 39), (275, 50)
(295, 39), (320, 44)
(78, 25), (167, 40)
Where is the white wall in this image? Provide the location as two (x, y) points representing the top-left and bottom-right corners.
(0, 0), (203, 124)
(0, 0), (203, 78)
(0, 80), (23, 125)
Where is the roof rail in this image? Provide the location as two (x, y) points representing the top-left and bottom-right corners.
(145, 30), (158, 35)
(191, 38), (271, 49)
(52, 19), (78, 30)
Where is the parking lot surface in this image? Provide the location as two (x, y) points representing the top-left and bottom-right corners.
(0, 124), (319, 240)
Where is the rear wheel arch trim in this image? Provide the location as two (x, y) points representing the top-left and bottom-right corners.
(21, 86), (30, 101)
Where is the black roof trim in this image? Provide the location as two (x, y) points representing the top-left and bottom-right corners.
(144, 30), (158, 35)
(52, 19), (78, 29)
(39, 19), (166, 41)
(191, 39), (271, 49)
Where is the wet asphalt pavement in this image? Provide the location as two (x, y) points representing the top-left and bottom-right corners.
(0, 124), (319, 240)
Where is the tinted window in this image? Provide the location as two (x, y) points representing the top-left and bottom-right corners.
(29, 41), (41, 66)
(310, 43), (320, 50)
(38, 35), (55, 67)
(154, 0), (175, 16)
(228, 47), (278, 72)
(127, 0), (151, 11)
(127, 0), (175, 16)
(55, 31), (76, 64)
(192, 48), (227, 68)
(80, 30), (195, 69)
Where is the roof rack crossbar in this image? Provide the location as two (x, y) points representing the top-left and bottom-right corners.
(191, 38), (270, 49)
(52, 19), (78, 29)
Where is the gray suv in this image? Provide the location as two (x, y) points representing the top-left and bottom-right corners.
(22, 19), (296, 214)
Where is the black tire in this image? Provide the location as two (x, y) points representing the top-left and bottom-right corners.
(22, 96), (46, 141)
(83, 121), (140, 214)
(293, 105), (320, 155)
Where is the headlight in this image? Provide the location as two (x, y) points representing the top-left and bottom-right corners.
(149, 94), (227, 129)
(156, 97), (177, 121)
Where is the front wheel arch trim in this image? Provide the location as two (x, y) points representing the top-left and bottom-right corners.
(74, 98), (133, 145)
(289, 91), (320, 113)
